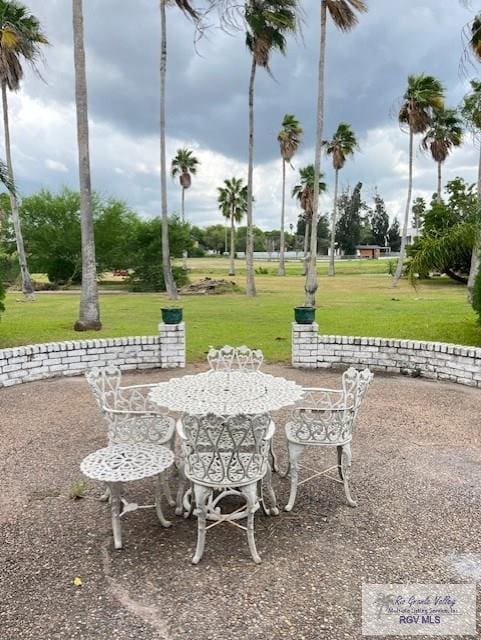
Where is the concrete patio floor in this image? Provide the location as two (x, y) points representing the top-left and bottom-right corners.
(1, 364), (480, 639)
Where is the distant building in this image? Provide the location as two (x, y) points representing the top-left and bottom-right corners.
(355, 245), (391, 259)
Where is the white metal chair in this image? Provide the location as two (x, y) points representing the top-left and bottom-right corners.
(284, 367), (373, 512)
(205, 346), (280, 475)
(85, 366), (176, 519)
(177, 412), (278, 564)
(207, 345), (264, 372)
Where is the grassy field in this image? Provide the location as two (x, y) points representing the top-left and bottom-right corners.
(1, 257), (480, 362)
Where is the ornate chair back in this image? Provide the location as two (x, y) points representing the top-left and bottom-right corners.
(179, 413), (273, 487)
(207, 345), (264, 372)
(287, 368), (373, 446)
(85, 366), (174, 446)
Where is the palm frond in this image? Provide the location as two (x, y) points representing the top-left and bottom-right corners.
(406, 222), (477, 284)
(325, 0), (367, 33)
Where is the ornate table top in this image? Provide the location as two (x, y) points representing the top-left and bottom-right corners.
(149, 370), (305, 416)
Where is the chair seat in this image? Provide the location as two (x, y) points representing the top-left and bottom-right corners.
(81, 443), (174, 483)
(185, 451), (268, 487)
(285, 420), (352, 445)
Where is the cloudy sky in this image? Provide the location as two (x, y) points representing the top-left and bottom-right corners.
(7, 0), (481, 229)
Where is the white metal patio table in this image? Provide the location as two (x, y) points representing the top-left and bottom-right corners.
(149, 369), (305, 514)
(149, 369), (305, 417)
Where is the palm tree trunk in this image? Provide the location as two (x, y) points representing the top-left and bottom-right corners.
(437, 161), (442, 203)
(302, 220), (310, 276)
(72, 0), (101, 330)
(467, 144), (481, 302)
(305, 0), (327, 306)
(229, 213), (235, 276)
(224, 222), (228, 254)
(246, 56), (257, 297)
(1, 83), (34, 298)
(278, 159), (286, 276)
(328, 168), (339, 277)
(392, 126), (414, 287)
(160, 0), (178, 300)
(181, 186), (185, 222)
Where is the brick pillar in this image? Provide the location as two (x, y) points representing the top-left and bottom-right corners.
(158, 321), (186, 369)
(292, 322), (319, 368)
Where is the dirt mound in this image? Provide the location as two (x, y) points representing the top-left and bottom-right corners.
(181, 277), (238, 295)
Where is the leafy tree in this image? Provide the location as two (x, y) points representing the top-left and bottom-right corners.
(370, 192), (389, 246)
(323, 121), (358, 275)
(421, 107), (463, 202)
(171, 147), (199, 222)
(306, 0), (367, 306)
(235, 225), (266, 253)
(245, 0), (298, 297)
(217, 177), (247, 276)
(0, 0), (48, 297)
(3, 189), (142, 284)
(387, 218), (401, 252)
(392, 74), (445, 286)
(406, 178), (476, 283)
(412, 196), (426, 229)
(472, 266), (481, 323)
(335, 182), (363, 255)
(203, 224), (226, 254)
(127, 216), (192, 292)
(277, 113), (302, 275)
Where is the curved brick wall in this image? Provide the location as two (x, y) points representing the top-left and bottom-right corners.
(0, 323), (185, 388)
(292, 322), (481, 388)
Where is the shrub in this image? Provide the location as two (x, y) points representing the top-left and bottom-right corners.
(472, 265), (481, 323)
(127, 265), (189, 292)
(47, 257), (80, 285)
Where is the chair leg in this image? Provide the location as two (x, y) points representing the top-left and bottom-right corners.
(241, 483), (261, 564)
(262, 465), (279, 516)
(337, 445), (344, 480)
(109, 482), (123, 549)
(155, 475), (172, 528)
(175, 461), (187, 516)
(340, 443), (357, 508)
(160, 471), (175, 508)
(269, 439), (279, 473)
(285, 442), (304, 512)
(192, 484), (210, 565)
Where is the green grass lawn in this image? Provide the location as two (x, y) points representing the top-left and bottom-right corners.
(1, 258), (480, 362)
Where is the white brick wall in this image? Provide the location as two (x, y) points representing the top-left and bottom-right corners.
(292, 322), (481, 388)
(0, 322), (186, 388)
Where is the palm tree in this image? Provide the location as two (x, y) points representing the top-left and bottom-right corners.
(292, 165), (327, 275)
(422, 107), (463, 203)
(323, 121), (357, 277)
(391, 74), (444, 288)
(305, 0), (367, 307)
(171, 148), (199, 222)
(72, 0), (101, 330)
(462, 79), (481, 301)
(0, 0), (48, 298)
(160, 0), (198, 300)
(277, 113), (303, 276)
(245, 0), (298, 297)
(218, 177), (248, 276)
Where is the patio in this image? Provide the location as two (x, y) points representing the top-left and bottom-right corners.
(1, 364), (481, 639)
